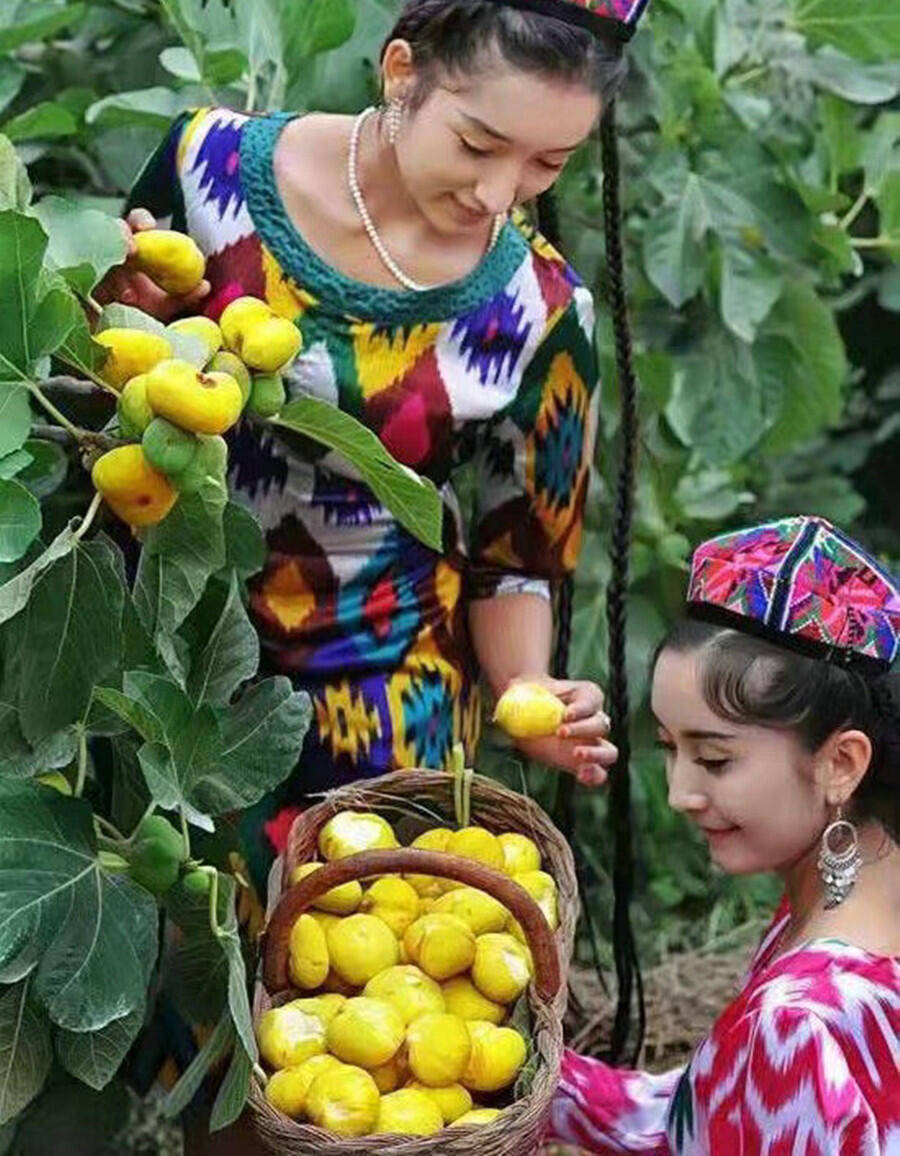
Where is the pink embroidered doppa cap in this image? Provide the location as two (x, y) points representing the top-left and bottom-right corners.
(686, 516), (900, 674)
(484, 0), (650, 41)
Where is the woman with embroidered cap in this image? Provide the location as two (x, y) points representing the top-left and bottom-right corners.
(549, 515), (900, 1154)
(97, 0), (649, 895)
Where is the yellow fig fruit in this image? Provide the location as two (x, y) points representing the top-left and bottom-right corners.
(318, 811), (398, 861)
(461, 1021), (526, 1093)
(493, 681), (565, 739)
(307, 910), (343, 938)
(207, 350), (251, 406)
(507, 869), (559, 942)
(403, 914), (475, 981)
(405, 1080), (472, 1124)
(169, 315), (222, 359)
(286, 994), (346, 1024)
(132, 229), (205, 296)
(440, 976), (506, 1025)
(431, 887), (508, 935)
(91, 444), (177, 527)
(289, 862), (363, 915)
(445, 827), (505, 874)
(471, 933), (533, 1004)
(406, 1012), (471, 1087)
(359, 876), (421, 937)
(145, 358), (243, 436)
(449, 1107), (504, 1127)
(256, 1004), (327, 1070)
(95, 329), (172, 391)
(117, 373), (153, 437)
(219, 295), (272, 346)
(306, 1064), (380, 1137)
(404, 827), (454, 898)
(370, 1047), (410, 1093)
(326, 996), (405, 1069)
(327, 913), (399, 986)
(238, 316), (302, 372)
(363, 965), (445, 1026)
(498, 832), (541, 876)
(265, 1053), (343, 1118)
(374, 1088), (443, 1136)
(288, 913), (330, 990)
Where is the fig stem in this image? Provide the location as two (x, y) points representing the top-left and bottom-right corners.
(74, 726), (88, 796)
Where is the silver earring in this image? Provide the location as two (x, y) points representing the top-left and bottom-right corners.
(386, 97), (403, 146)
(817, 808), (861, 909)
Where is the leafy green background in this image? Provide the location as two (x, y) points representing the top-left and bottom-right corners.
(0, 0), (897, 1145)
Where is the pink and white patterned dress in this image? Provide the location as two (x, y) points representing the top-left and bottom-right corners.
(550, 900), (900, 1154)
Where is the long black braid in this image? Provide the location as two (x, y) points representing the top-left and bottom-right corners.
(599, 101), (645, 1065)
(539, 101), (644, 1062)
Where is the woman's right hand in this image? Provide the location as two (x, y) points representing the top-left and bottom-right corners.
(94, 207), (210, 322)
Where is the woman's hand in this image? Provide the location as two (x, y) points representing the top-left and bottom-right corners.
(509, 675), (617, 787)
(94, 207), (210, 322)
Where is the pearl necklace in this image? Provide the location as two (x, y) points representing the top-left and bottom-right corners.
(347, 106), (505, 293)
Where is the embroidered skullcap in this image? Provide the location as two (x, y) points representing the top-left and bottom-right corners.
(483, 0), (650, 41)
(686, 516), (900, 675)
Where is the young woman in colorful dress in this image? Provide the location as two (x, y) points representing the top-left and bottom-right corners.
(96, 0), (650, 897)
(549, 515), (900, 1155)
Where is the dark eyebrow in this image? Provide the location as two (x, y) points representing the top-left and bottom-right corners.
(681, 729), (737, 741)
(460, 113), (511, 142)
(460, 113), (579, 154)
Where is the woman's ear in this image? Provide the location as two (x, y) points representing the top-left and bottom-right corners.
(381, 39), (415, 102)
(821, 728), (873, 808)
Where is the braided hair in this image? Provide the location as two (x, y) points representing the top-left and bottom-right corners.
(384, 0), (644, 1063)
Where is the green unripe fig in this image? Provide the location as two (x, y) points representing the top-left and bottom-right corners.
(173, 434), (228, 495)
(35, 771), (72, 795)
(207, 351), (252, 408)
(247, 372), (286, 419)
(181, 868), (213, 899)
(127, 814), (185, 895)
(117, 374), (154, 438)
(142, 417), (199, 478)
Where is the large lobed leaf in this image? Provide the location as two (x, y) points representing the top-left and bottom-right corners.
(0, 780), (158, 1035)
(275, 398), (444, 551)
(95, 671), (311, 824)
(18, 538), (124, 745)
(0, 211), (80, 460)
(31, 196), (128, 298)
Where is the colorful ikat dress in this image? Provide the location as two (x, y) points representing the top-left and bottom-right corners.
(126, 107), (599, 883)
(549, 898), (900, 1154)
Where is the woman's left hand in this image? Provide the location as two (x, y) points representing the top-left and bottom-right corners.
(509, 675), (618, 787)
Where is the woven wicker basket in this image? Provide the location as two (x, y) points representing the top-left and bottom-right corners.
(247, 768), (578, 1154)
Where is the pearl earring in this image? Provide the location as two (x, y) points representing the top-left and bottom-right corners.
(386, 97), (403, 146)
(817, 806), (862, 909)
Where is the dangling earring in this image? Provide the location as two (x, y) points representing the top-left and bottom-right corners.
(386, 97), (403, 146)
(817, 807), (862, 909)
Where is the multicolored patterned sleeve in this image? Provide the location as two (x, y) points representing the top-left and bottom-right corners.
(123, 110), (195, 229)
(548, 1048), (682, 1153)
(466, 285), (599, 600)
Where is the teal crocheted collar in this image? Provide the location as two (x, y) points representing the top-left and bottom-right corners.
(240, 112), (527, 325)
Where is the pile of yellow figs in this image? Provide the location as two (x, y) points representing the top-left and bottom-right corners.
(90, 229), (301, 528)
(258, 809), (561, 1138)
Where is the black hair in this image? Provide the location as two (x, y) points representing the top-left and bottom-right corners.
(382, 1), (644, 1064)
(656, 618), (900, 842)
(382, 0), (626, 107)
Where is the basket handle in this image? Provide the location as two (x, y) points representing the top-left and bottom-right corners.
(261, 848), (562, 1002)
